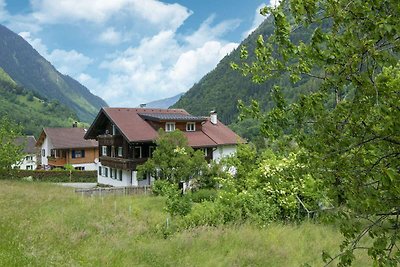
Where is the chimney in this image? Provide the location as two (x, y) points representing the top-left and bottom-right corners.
(72, 122), (78, 128)
(210, 110), (217, 125)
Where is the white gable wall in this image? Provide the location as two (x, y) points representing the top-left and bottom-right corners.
(212, 145), (237, 163)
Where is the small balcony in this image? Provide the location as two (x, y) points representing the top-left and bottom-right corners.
(98, 134), (123, 146)
(47, 156), (67, 167)
(100, 156), (147, 170)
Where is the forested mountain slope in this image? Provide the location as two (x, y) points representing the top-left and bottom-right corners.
(0, 67), (78, 136)
(0, 24), (107, 123)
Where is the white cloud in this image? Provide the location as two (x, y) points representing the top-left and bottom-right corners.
(185, 15), (240, 47)
(19, 31), (93, 78)
(93, 20), (239, 107)
(0, 0), (7, 19)
(242, 4), (267, 39)
(30, 0), (191, 31)
(98, 27), (123, 45)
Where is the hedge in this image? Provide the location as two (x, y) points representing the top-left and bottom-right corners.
(0, 170), (97, 183)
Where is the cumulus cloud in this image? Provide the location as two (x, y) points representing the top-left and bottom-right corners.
(30, 0), (191, 31)
(94, 20), (239, 106)
(19, 31), (93, 77)
(98, 27), (123, 45)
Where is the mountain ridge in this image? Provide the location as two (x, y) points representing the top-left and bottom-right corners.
(0, 24), (108, 123)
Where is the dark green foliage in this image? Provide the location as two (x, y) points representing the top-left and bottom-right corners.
(234, 0), (400, 265)
(0, 117), (23, 174)
(0, 24), (107, 122)
(189, 189), (217, 203)
(0, 170), (97, 182)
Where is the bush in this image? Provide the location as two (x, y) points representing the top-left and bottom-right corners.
(152, 180), (175, 196)
(0, 170), (97, 183)
(181, 201), (224, 228)
(165, 188), (192, 216)
(189, 189), (217, 203)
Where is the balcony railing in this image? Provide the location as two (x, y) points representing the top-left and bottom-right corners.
(98, 134), (123, 146)
(100, 156), (147, 170)
(47, 156), (67, 166)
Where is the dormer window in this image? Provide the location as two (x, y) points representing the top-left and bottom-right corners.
(165, 122), (175, 132)
(186, 122), (196, 132)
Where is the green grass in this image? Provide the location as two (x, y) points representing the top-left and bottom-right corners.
(0, 181), (370, 266)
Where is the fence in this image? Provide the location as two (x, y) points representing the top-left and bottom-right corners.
(75, 185), (152, 197)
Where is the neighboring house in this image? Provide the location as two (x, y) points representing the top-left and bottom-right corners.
(84, 107), (243, 187)
(12, 136), (37, 170)
(36, 127), (99, 171)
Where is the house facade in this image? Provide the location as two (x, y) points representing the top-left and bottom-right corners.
(12, 136), (37, 170)
(84, 108), (243, 187)
(36, 127), (99, 171)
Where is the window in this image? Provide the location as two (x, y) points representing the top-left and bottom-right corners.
(186, 122), (196, 132)
(102, 146), (107, 156)
(112, 124), (116, 135)
(25, 155), (33, 161)
(202, 148), (208, 156)
(149, 146), (155, 157)
(26, 165), (33, 170)
(165, 122), (175, 132)
(110, 168), (114, 178)
(51, 149), (56, 158)
(75, 167), (85, 171)
(104, 167), (108, 177)
(72, 150), (85, 158)
(134, 146), (142, 158)
(98, 166), (102, 176)
(118, 170), (123, 181)
(117, 147), (123, 157)
(41, 149), (45, 157)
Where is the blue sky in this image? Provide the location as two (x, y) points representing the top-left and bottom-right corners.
(0, 0), (275, 107)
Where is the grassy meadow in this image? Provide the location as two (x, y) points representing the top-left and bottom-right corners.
(0, 181), (370, 266)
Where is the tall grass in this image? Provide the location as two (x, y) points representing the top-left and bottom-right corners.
(0, 181), (370, 266)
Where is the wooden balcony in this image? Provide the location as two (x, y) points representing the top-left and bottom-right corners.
(47, 157), (67, 167)
(100, 156), (147, 170)
(98, 134), (123, 146)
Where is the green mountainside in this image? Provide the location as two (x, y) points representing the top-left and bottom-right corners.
(0, 67), (78, 136)
(0, 24), (108, 123)
(172, 14), (319, 136)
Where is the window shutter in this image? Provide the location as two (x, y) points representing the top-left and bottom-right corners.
(81, 150), (85, 158)
(72, 150), (76, 158)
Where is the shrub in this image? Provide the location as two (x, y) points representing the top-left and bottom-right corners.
(189, 189), (217, 203)
(181, 201), (224, 228)
(152, 180), (175, 196)
(165, 188), (192, 217)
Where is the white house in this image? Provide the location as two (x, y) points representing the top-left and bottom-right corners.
(84, 107), (244, 187)
(12, 136), (37, 170)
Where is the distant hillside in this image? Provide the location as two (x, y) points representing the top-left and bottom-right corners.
(173, 14), (317, 125)
(145, 93), (184, 109)
(0, 67), (78, 136)
(0, 24), (108, 123)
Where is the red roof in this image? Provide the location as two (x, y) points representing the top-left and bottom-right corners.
(37, 128), (98, 149)
(86, 107), (243, 147)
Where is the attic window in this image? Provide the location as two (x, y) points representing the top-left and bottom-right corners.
(186, 122), (195, 132)
(165, 122), (175, 132)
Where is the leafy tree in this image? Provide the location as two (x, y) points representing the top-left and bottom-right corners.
(138, 129), (207, 184)
(234, 0), (399, 265)
(0, 117), (23, 174)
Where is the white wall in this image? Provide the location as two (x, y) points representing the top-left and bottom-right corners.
(212, 145), (237, 162)
(72, 162), (98, 171)
(12, 154), (37, 170)
(97, 164), (132, 187)
(40, 137), (52, 167)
